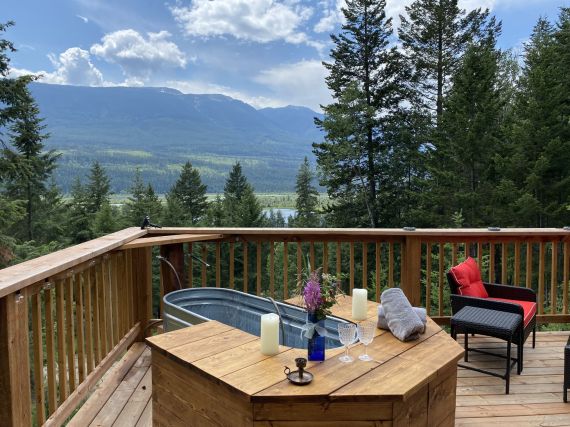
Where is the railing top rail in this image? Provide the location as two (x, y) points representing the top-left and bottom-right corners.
(0, 227), (146, 299)
(149, 227), (570, 238)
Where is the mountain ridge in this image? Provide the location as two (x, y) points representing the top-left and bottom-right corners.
(28, 83), (324, 193)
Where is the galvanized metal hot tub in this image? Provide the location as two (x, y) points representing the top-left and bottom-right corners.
(163, 287), (349, 349)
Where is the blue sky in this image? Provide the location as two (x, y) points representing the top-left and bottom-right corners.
(3, 0), (568, 111)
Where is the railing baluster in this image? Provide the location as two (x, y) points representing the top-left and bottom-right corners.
(297, 242), (302, 285)
(45, 286), (57, 415)
(477, 242), (483, 264)
(375, 242), (381, 302)
(438, 243), (444, 317)
(111, 255), (120, 347)
(489, 243), (495, 283)
(388, 242), (394, 288)
(229, 242), (235, 289)
(243, 242), (248, 293)
(526, 243), (533, 289)
(562, 242), (570, 314)
(323, 242), (329, 274)
(349, 242), (355, 293)
(75, 273), (85, 384)
(216, 242), (221, 288)
(539, 242), (545, 314)
(451, 243), (458, 267)
(283, 241), (289, 299)
(514, 242), (521, 286)
(426, 243), (432, 316)
(336, 242), (341, 277)
(32, 291), (46, 424)
(93, 265), (102, 365)
(362, 242), (368, 290)
(551, 241), (558, 314)
(270, 241), (275, 298)
(84, 268), (94, 375)
(56, 279), (68, 402)
(201, 245), (208, 287)
(66, 276), (76, 393)
(257, 241), (262, 296)
(310, 242), (315, 270)
(188, 243), (194, 288)
(501, 242), (508, 284)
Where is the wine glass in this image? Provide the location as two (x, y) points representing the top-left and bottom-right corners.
(357, 321), (375, 361)
(338, 323), (357, 363)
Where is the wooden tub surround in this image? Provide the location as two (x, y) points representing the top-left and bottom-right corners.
(146, 296), (464, 426)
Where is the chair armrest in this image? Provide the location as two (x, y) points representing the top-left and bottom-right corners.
(451, 294), (525, 317)
(483, 282), (537, 302)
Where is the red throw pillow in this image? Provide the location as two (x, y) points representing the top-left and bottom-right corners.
(449, 257), (489, 298)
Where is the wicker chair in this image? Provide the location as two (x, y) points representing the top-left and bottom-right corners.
(447, 258), (537, 374)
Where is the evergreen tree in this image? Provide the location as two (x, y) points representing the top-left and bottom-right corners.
(223, 162), (264, 227)
(169, 161), (208, 224)
(92, 201), (120, 236)
(205, 195), (225, 227)
(66, 178), (92, 243)
(314, 0), (407, 227)
(123, 169), (163, 226)
(398, 0), (496, 120)
(436, 28), (507, 226)
(5, 86), (58, 241)
(162, 193), (187, 227)
(291, 157), (319, 227)
(506, 13), (570, 226)
(86, 161), (111, 214)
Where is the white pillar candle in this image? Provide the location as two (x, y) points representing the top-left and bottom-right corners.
(352, 288), (368, 321)
(260, 313), (280, 355)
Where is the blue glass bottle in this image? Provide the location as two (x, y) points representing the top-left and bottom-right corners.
(307, 312), (326, 361)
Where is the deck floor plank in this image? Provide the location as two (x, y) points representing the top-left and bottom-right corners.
(71, 331), (570, 426)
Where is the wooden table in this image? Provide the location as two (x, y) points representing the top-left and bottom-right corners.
(146, 296), (464, 426)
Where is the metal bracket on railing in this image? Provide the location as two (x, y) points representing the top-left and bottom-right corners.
(14, 291), (24, 304)
(66, 269), (75, 278)
(89, 260), (97, 267)
(43, 281), (54, 291)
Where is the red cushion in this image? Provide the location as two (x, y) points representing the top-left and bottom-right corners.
(487, 298), (537, 327)
(449, 257), (489, 298)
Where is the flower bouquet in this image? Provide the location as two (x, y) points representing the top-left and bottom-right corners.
(297, 268), (344, 361)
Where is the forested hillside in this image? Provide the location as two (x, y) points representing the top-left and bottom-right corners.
(29, 83), (324, 193)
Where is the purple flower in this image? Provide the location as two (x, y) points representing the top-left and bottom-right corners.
(303, 274), (322, 312)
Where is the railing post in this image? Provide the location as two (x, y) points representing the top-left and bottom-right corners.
(131, 247), (152, 340)
(401, 235), (422, 306)
(160, 243), (185, 295)
(0, 293), (32, 426)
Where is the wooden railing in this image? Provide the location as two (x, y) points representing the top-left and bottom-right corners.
(1, 227), (569, 426)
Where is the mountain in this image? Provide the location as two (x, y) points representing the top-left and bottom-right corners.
(29, 83), (324, 193)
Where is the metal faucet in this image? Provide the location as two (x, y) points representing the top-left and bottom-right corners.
(156, 256), (182, 290)
(267, 296), (286, 347)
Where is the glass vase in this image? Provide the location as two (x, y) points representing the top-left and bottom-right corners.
(307, 311), (326, 361)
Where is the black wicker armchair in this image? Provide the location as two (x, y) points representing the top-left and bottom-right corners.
(447, 258), (537, 374)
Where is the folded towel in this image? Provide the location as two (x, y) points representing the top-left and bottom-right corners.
(380, 288), (426, 341)
(377, 305), (426, 334)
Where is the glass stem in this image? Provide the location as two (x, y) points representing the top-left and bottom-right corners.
(345, 345), (349, 359)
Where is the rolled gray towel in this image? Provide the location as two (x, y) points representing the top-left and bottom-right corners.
(380, 288), (425, 341)
(378, 305), (426, 334)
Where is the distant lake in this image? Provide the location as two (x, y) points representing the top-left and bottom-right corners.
(263, 208), (297, 222)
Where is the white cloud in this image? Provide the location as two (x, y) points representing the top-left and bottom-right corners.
(76, 14), (89, 24)
(170, 0), (314, 45)
(314, 0), (345, 33)
(254, 59), (331, 111)
(166, 79), (283, 109)
(10, 48), (105, 86)
(90, 29), (187, 81)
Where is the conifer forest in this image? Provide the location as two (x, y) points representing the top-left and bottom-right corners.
(2, 0), (570, 269)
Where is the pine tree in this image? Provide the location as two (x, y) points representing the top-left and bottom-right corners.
(437, 28), (507, 226)
(92, 201), (121, 236)
(291, 157), (319, 228)
(86, 161), (111, 214)
(5, 86), (58, 241)
(314, 0), (407, 227)
(169, 161), (208, 224)
(66, 178), (92, 243)
(162, 193), (187, 227)
(398, 0), (496, 120)
(124, 170), (163, 226)
(223, 162), (264, 227)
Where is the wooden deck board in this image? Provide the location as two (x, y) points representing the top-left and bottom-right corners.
(71, 331), (570, 426)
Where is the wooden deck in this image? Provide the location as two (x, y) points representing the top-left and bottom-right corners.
(70, 331), (570, 426)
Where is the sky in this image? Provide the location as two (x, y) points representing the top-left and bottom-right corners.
(2, 0), (568, 111)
